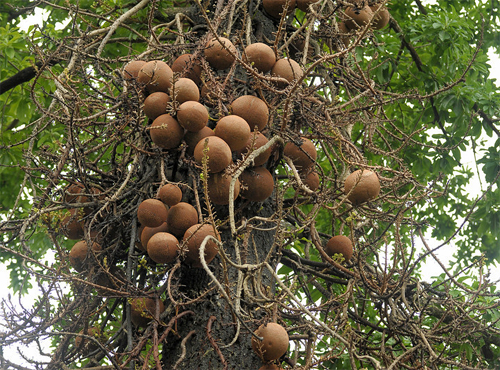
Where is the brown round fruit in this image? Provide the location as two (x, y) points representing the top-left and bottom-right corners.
(63, 182), (102, 207)
(61, 209), (84, 240)
(251, 323), (289, 362)
(344, 169), (380, 205)
(193, 136), (232, 173)
(140, 222), (169, 252)
(147, 232), (179, 264)
(123, 60), (146, 81)
(230, 95), (269, 132)
(69, 240), (102, 272)
(370, 4), (390, 30)
(136, 224), (146, 251)
(325, 235), (353, 262)
(150, 114), (184, 150)
(75, 326), (101, 352)
(302, 170), (320, 191)
(170, 77), (200, 104)
(137, 60), (173, 93)
(167, 202), (199, 237)
(130, 297), (165, 328)
(205, 37), (237, 70)
(238, 132), (272, 167)
(214, 115), (251, 152)
(240, 167), (274, 202)
(87, 229), (105, 244)
(289, 35), (314, 61)
(63, 182), (86, 203)
(283, 137), (317, 171)
(207, 172), (241, 205)
(184, 126), (215, 155)
(296, 0), (316, 12)
(171, 54), (202, 85)
(159, 184), (182, 206)
(183, 224), (220, 267)
(262, 0), (297, 19)
(244, 43), (276, 73)
(271, 58), (303, 87)
(137, 199), (168, 228)
(177, 101), (209, 132)
(333, 21), (351, 51)
(143, 92), (171, 121)
(344, 5), (374, 30)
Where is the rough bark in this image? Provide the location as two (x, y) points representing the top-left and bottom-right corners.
(160, 203), (277, 369)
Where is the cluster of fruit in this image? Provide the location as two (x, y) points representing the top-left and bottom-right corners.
(263, 0), (388, 25)
(343, 3), (391, 31)
(136, 184), (219, 268)
(60, 1), (384, 284)
(123, 42), (289, 205)
(59, 2), (388, 364)
(59, 182), (103, 240)
(263, 0), (390, 52)
(325, 169), (381, 262)
(119, 1), (388, 225)
(60, 184), (117, 289)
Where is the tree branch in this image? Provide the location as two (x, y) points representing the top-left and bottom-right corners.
(474, 103), (500, 137)
(3, 1), (39, 23)
(414, 0), (428, 16)
(0, 58), (62, 95)
(389, 17), (454, 145)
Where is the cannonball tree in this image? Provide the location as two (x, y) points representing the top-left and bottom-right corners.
(1, 0), (500, 369)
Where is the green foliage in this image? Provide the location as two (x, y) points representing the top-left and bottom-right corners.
(478, 142), (500, 183)
(346, 0), (500, 272)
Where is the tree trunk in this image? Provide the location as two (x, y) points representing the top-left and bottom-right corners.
(160, 207), (277, 369)
(156, 5), (286, 368)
